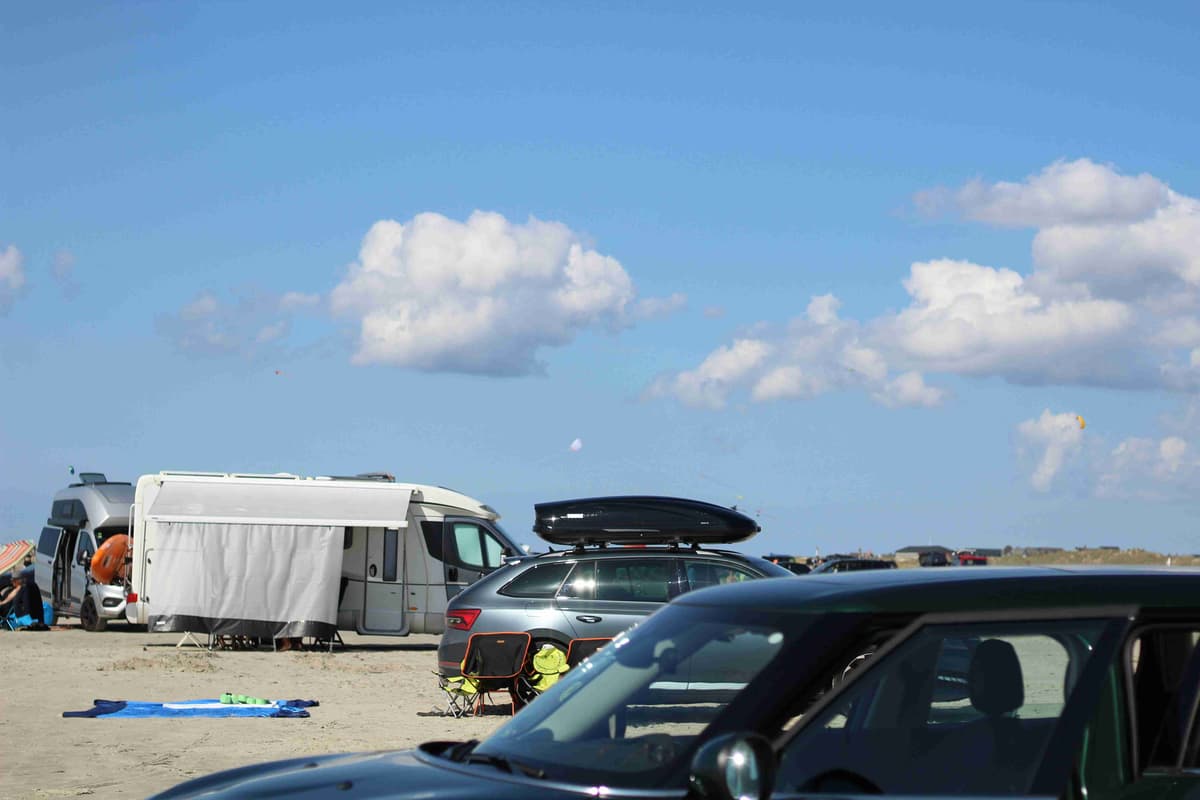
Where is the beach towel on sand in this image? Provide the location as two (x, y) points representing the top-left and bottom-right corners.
(63, 698), (318, 719)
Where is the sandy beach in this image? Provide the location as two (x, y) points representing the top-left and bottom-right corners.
(1, 621), (506, 799)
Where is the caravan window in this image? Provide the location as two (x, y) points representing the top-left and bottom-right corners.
(38, 527), (60, 556)
(75, 532), (94, 562)
(383, 529), (399, 582)
(454, 524), (484, 567)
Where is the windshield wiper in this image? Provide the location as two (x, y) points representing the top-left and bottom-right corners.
(445, 739), (480, 761)
(465, 752), (546, 779)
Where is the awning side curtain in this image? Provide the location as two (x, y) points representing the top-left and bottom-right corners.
(147, 481), (411, 527)
(152, 522), (342, 628)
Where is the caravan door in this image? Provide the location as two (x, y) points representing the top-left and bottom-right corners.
(441, 517), (509, 598)
(360, 527), (409, 634)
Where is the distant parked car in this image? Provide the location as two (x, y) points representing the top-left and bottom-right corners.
(761, 554), (810, 575)
(919, 550), (951, 567)
(809, 557), (896, 574)
(954, 551), (989, 566)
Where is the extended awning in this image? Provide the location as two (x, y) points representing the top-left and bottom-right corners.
(146, 479), (412, 527)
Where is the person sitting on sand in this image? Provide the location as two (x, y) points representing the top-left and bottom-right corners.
(1, 569), (46, 628)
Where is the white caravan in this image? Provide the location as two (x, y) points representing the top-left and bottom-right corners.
(124, 471), (521, 639)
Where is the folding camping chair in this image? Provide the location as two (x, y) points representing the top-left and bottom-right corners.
(566, 637), (612, 668)
(437, 631), (531, 717)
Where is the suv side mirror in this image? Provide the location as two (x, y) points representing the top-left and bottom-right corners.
(688, 733), (775, 800)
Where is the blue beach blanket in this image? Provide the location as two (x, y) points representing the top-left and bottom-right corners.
(63, 698), (318, 719)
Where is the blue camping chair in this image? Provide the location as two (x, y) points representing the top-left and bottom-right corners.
(4, 601), (54, 630)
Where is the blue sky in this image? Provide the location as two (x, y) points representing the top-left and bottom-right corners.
(4, 2), (1200, 556)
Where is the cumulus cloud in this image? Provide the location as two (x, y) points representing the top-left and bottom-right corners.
(0, 244), (27, 315)
(651, 159), (1200, 410)
(882, 258), (1134, 381)
(1017, 410), (1086, 492)
(1012, 399), (1200, 500)
(331, 212), (677, 376)
(874, 372), (946, 408)
(915, 158), (1171, 228)
(1096, 435), (1199, 499)
(157, 290), (305, 356)
(648, 294), (945, 409)
(645, 338), (772, 409)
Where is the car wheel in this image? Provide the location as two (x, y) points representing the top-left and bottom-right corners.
(81, 596), (107, 632)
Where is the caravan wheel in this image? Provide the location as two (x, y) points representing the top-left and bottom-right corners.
(81, 596), (107, 632)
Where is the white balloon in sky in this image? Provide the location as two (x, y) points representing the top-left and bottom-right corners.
(569, 438), (583, 452)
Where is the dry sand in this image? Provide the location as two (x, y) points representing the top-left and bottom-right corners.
(0, 621), (506, 799)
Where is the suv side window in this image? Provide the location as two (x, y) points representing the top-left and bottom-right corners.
(500, 562), (573, 598)
(595, 558), (672, 602)
(778, 618), (1110, 795)
(559, 561), (595, 600)
(38, 527), (60, 556)
(1129, 626), (1200, 771)
(685, 560), (755, 592)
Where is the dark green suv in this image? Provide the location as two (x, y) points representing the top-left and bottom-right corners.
(155, 566), (1200, 799)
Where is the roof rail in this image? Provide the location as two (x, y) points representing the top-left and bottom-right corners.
(157, 471), (302, 480)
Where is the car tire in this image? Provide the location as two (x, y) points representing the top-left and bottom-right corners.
(81, 596), (107, 632)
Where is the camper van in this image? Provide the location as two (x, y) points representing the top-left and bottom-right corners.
(125, 471), (523, 639)
(33, 473), (134, 631)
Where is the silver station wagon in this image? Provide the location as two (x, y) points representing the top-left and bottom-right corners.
(435, 496), (793, 677)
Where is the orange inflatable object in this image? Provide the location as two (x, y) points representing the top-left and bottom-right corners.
(91, 534), (130, 584)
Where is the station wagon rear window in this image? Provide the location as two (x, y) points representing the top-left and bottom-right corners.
(499, 562), (573, 598)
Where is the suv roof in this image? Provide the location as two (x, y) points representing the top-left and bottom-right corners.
(681, 565), (1200, 613)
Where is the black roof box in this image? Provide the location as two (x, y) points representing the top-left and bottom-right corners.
(533, 495), (760, 547)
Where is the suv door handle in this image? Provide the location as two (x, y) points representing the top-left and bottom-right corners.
(576, 615), (601, 624)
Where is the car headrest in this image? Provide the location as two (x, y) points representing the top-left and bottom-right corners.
(969, 639), (1024, 716)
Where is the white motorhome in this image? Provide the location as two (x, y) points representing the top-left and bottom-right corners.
(34, 472), (134, 631)
(125, 471), (522, 639)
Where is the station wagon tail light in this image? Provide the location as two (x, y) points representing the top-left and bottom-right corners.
(446, 608), (480, 631)
(126, 592), (138, 603)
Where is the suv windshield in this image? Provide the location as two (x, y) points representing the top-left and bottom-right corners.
(472, 604), (808, 787)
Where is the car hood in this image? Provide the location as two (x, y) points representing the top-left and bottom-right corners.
(149, 747), (596, 799)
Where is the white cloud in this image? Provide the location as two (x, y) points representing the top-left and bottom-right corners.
(646, 338), (772, 409)
(330, 212), (658, 375)
(1096, 434), (1200, 499)
(0, 244), (27, 315)
(279, 291), (321, 312)
(883, 258), (1133, 379)
(652, 159), (1200, 411)
(255, 320), (289, 344)
(874, 372), (946, 408)
(158, 290), (306, 356)
(702, 306), (726, 319)
(1031, 192), (1200, 305)
(1017, 410), (1086, 492)
(917, 158), (1170, 228)
(633, 292), (687, 321)
(649, 293), (946, 409)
